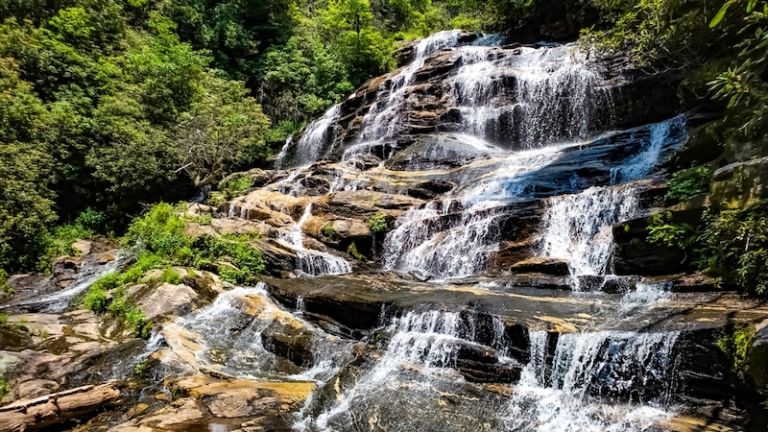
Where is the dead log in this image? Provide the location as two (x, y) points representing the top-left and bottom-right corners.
(0, 382), (121, 431)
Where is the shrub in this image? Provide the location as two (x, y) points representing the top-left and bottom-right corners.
(124, 203), (191, 260)
(716, 325), (755, 378)
(82, 272), (121, 313)
(193, 234), (266, 283)
(220, 175), (252, 198)
(161, 267), (182, 284)
(647, 211), (700, 249)
(666, 165), (714, 203)
(322, 223), (337, 239)
(124, 307), (151, 339)
(120, 253), (167, 284)
(367, 213), (388, 233)
(0, 377), (10, 400)
(700, 201), (768, 296)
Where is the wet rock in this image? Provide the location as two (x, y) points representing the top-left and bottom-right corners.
(260, 322), (316, 367)
(710, 156), (768, 209)
(138, 283), (199, 321)
(510, 257), (570, 276)
(612, 213), (697, 276)
(327, 190), (423, 219)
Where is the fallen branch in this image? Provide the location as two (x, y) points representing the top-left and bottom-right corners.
(0, 382), (121, 432)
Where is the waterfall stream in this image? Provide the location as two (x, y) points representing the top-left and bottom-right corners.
(173, 31), (736, 432)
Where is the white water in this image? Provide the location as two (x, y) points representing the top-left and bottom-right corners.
(304, 311), (512, 431)
(282, 204), (352, 277)
(10, 255), (122, 313)
(503, 330), (680, 432)
(537, 117), (687, 289)
(383, 144), (566, 279)
(538, 186), (639, 285)
(453, 44), (610, 146)
(358, 30), (462, 142)
(179, 284), (338, 381)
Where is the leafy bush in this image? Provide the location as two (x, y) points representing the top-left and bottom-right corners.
(120, 253), (167, 284)
(0, 377), (10, 400)
(220, 175), (252, 198)
(124, 203), (191, 260)
(367, 212), (388, 233)
(161, 267), (182, 284)
(700, 201), (768, 296)
(647, 211), (700, 249)
(82, 272), (121, 313)
(666, 165), (714, 202)
(716, 325), (755, 377)
(192, 234), (266, 284)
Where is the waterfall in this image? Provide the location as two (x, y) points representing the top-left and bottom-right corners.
(358, 30), (462, 142)
(178, 284), (338, 381)
(538, 185), (639, 283)
(504, 330), (680, 432)
(383, 144), (565, 279)
(453, 44), (610, 147)
(7, 255), (122, 313)
(537, 117), (688, 289)
(305, 311), (512, 430)
(282, 204), (352, 277)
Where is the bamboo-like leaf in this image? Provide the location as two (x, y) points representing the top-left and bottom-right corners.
(747, 0), (758, 13)
(710, 0), (735, 28)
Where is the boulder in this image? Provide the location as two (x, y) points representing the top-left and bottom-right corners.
(138, 283), (199, 321)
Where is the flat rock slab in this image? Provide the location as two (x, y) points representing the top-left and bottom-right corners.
(262, 273), (768, 334)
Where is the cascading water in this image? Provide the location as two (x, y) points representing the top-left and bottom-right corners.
(176, 284), (340, 381)
(6, 255), (122, 313)
(453, 44), (610, 147)
(302, 311), (513, 431)
(282, 204), (352, 277)
(538, 185), (639, 282)
(358, 30), (462, 143)
(537, 117), (688, 289)
(383, 144), (566, 279)
(504, 330), (680, 432)
(283, 105), (342, 167)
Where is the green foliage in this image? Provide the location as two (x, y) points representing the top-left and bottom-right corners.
(121, 253), (168, 284)
(647, 211), (700, 249)
(161, 267), (183, 284)
(82, 272), (120, 313)
(192, 234), (266, 284)
(666, 165), (714, 202)
(708, 1), (768, 139)
(0, 58), (57, 272)
(124, 203), (192, 260)
(347, 241), (365, 261)
(367, 212), (389, 233)
(322, 223), (337, 239)
(700, 201), (768, 295)
(0, 377), (10, 400)
(124, 306), (151, 338)
(716, 325), (755, 377)
(0, 268), (11, 297)
(176, 73), (271, 187)
(220, 175), (253, 198)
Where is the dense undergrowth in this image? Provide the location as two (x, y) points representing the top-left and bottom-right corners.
(81, 202), (266, 337)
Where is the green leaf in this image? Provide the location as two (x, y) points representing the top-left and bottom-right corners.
(710, 1), (735, 28)
(747, 0), (758, 13)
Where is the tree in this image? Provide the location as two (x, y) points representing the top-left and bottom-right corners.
(0, 58), (56, 271)
(176, 73), (271, 187)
